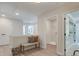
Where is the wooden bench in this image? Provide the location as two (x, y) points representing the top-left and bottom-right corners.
(21, 36), (40, 53)
(11, 35), (40, 55)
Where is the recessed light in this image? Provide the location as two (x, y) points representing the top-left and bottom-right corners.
(16, 13), (19, 15)
(1, 14), (5, 17)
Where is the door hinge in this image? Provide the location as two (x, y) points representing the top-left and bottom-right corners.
(64, 49), (66, 52)
(74, 32), (76, 34)
(64, 18), (66, 20)
(74, 40), (76, 42)
(64, 33), (66, 36)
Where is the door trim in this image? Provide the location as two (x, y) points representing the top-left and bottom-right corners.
(46, 15), (58, 53)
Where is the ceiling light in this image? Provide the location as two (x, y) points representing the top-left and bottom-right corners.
(1, 14), (5, 17)
(16, 13), (19, 15)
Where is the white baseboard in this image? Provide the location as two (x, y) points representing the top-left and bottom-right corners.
(48, 42), (56, 45)
(57, 52), (64, 56)
(40, 44), (46, 49)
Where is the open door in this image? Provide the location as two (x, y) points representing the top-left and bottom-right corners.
(64, 14), (76, 56)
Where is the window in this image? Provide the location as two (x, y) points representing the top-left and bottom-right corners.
(23, 24), (26, 35)
(23, 24), (35, 35)
(28, 25), (34, 35)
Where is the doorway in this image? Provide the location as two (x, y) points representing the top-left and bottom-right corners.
(64, 11), (79, 56)
(46, 16), (58, 55)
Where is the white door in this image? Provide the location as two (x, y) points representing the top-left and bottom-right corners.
(64, 14), (76, 56)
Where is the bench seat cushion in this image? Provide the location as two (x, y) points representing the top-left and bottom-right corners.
(22, 43), (35, 46)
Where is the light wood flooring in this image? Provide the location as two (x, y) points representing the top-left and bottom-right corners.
(20, 44), (58, 56)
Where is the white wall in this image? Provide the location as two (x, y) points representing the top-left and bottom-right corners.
(38, 4), (79, 55)
(0, 18), (12, 35)
(0, 17), (23, 36)
(11, 19), (23, 36)
(0, 17), (23, 45)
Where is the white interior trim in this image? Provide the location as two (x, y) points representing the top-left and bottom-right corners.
(57, 52), (64, 56)
(48, 42), (56, 45)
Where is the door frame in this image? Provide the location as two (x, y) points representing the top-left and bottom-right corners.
(45, 15), (58, 53)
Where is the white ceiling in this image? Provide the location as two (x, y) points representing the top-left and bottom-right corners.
(0, 2), (65, 14)
(0, 2), (78, 23)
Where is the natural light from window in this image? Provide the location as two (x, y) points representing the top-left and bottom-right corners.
(23, 24), (35, 35)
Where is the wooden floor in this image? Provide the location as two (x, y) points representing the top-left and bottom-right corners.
(20, 44), (57, 56)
